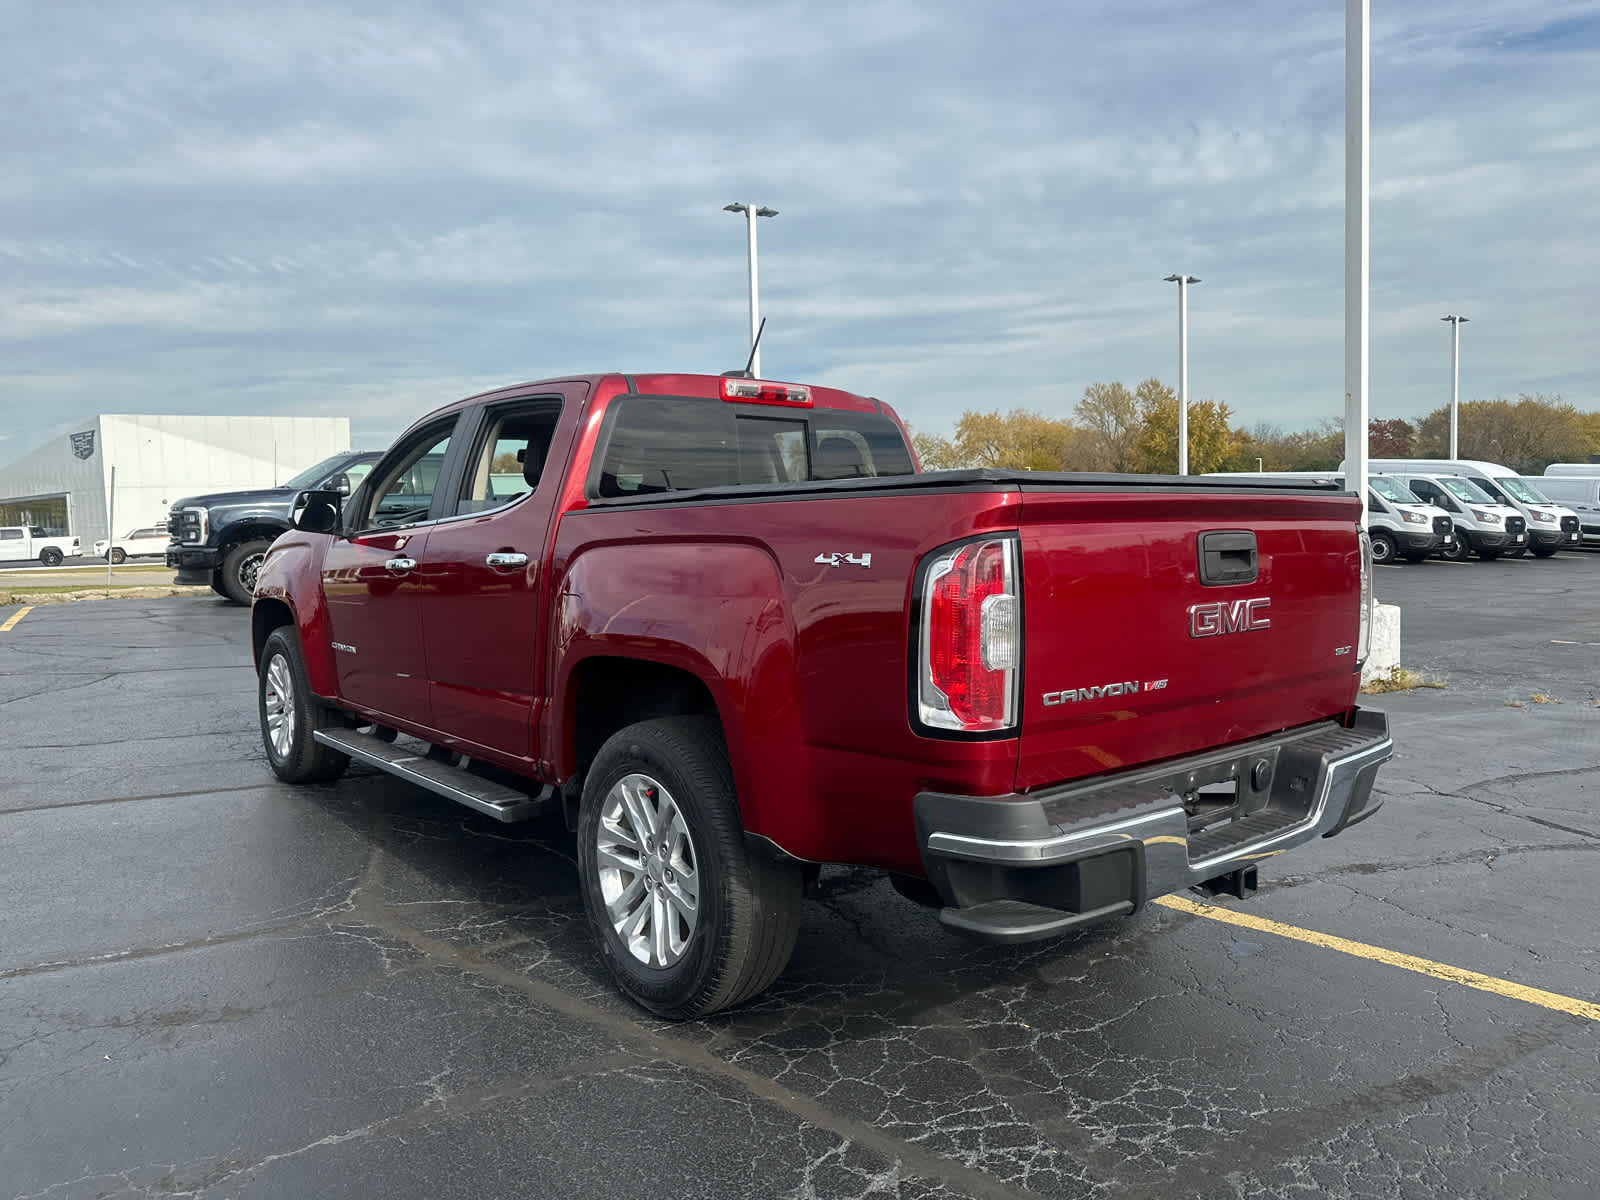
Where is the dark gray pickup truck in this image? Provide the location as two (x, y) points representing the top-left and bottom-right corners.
(166, 450), (380, 603)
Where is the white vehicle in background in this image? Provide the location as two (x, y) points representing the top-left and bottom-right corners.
(1536, 476), (1600, 545)
(1541, 463), (1600, 476)
(92, 525), (170, 564)
(1205, 470), (1453, 564)
(1379, 473), (1525, 561)
(1354, 458), (1582, 557)
(0, 526), (81, 567)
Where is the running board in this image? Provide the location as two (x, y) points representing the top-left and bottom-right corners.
(313, 728), (549, 823)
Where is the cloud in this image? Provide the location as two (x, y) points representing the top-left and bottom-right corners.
(0, 0), (1595, 467)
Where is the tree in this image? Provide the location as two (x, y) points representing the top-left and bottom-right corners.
(1130, 378), (1235, 474)
(1368, 418), (1415, 457)
(1414, 394), (1596, 473)
(1074, 382), (1140, 472)
(950, 408), (1085, 471)
(911, 430), (962, 470)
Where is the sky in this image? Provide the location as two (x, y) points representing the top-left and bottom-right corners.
(2, 0), (1598, 464)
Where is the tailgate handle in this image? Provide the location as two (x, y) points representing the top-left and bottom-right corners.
(1198, 530), (1258, 586)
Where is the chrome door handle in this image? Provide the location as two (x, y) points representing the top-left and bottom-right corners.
(486, 551), (528, 570)
(385, 557), (416, 574)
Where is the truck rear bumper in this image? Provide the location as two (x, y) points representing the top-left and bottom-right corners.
(914, 709), (1392, 943)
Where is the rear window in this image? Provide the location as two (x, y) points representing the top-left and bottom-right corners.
(592, 397), (914, 499)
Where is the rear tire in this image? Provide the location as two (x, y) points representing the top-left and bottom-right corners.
(258, 627), (350, 784)
(39, 547), (63, 567)
(109, 547), (127, 565)
(576, 716), (803, 1019)
(221, 538), (272, 605)
(1369, 532), (1397, 565)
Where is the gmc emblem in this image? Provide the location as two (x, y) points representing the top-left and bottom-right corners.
(1189, 597), (1271, 638)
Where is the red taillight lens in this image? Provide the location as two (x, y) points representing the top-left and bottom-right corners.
(918, 538), (1019, 732)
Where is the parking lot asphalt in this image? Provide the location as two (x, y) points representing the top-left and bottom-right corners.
(2, 554), (1597, 1200)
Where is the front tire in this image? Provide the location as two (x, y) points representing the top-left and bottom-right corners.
(258, 627), (350, 784)
(1369, 532), (1397, 565)
(209, 569), (229, 597)
(1403, 551), (1431, 564)
(1477, 544), (1503, 561)
(39, 547), (63, 567)
(221, 539), (272, 605)
(109, 547), (127, 565)
(1529, 544), (1558, 558)
(576, 716), (803, 1019)
(1439, 535), (1471, 562)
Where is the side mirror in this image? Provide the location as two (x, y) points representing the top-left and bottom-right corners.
(295, 490), (343, 534)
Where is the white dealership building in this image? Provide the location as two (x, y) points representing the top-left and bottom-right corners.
(0, 415), (351, 550)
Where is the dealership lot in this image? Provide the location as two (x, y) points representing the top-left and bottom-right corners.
(1, 554), (1596, 1199)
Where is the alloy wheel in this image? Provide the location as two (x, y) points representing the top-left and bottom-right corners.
(595, 772), (700, 968)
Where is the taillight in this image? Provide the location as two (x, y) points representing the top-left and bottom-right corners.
(916, 537), (1020, 733)
(1356, 531), (1372, 670)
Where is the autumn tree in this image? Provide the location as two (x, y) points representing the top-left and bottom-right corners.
(950, 408), (1087, 470)
(1074, 382), (1141, 472)
(910, 430), (963, 470)
(1414, 394), (1598, 473)
(1368, 418), (1415, 457)
(1129, 378), (1235, 474)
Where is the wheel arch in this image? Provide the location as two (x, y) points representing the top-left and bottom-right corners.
(251, 594), (339, 698)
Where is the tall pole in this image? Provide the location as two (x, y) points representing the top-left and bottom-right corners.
(1442, 314), (1468, 459)
(745, 207), (760, 376)
(724, 203), (778, 376)
(1164, 274), (1200, 474)
(1343, 0), (1369, 523)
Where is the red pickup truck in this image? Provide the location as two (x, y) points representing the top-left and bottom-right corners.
(252, 372), (1392, 1018)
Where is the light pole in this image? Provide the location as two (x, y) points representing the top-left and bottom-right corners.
(1163, 274), (1200, 474)
(723, 202), (778, 376)
(1344, 0), (1369, 522)
(1441, 314), (1468, 459)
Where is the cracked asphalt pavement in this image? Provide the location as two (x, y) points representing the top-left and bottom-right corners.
(1, 552), (1597, 1199)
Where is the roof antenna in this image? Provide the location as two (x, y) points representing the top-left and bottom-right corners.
(721, 317), (766, 379)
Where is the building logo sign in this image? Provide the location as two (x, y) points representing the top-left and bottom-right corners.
(69, 430), (95, 460)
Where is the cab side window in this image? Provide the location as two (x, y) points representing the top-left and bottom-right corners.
(358, 423), (456, 530)
(456, 402), (562, 516)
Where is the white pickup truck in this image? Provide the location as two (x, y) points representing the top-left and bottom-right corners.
(0, 526), (81, 567)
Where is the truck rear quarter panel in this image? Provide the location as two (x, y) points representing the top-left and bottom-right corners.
(549, 488), (1027, 873)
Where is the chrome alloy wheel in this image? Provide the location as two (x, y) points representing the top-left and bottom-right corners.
(596, 772), (700, 968)
(262, 651), (296, 760)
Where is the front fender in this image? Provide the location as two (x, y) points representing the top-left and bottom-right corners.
(254, 532), (338, 698)
(550, 541), (805, 843)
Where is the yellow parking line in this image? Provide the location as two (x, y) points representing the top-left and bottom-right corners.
(0, 606), (33, 632)
(1155, 894), (1600, 1023)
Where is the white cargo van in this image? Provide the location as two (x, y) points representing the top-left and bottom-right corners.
(1379, 473), (1526, 561)
(1351, 458), (1582, 557)
(1535, 477), (1600, 545)
(1204, 471), (1453, 563)
(1542, 463), (1600, 476)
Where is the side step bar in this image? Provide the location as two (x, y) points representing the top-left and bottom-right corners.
(313, 728), (549, 823)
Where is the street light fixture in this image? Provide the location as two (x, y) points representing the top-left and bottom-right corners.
(724, 202), (779, 376)
(1163, 274), (1201, 475)
(1441, 314), (1469, 459)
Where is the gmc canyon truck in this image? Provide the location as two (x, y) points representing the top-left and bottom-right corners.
(252, 372), (1393, 1018)
(166, 450), (381, 603)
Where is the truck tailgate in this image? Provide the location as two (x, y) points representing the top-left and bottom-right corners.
(1014, 487), (1362, 792)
